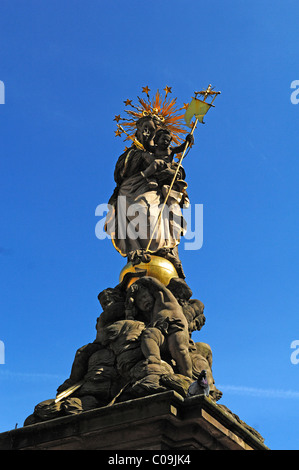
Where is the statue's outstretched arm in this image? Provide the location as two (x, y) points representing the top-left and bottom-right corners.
(171, 133), (194, 156)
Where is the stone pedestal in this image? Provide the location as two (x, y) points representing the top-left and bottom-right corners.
(0, 391), (268, 450)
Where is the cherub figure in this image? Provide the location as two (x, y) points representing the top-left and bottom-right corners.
(144, 128), (194, 160)
(167, 277), (205, 336)
(96, 271), (145, 331)
(140, 129), (194, 190)
(125, 276), (193, 378)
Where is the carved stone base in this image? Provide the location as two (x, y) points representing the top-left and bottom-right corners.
(0, 391), (268, 450)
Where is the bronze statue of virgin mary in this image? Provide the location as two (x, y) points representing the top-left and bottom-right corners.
(105, 88), (193, 282)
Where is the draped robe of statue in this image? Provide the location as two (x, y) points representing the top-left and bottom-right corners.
(105, 143), (189, 261)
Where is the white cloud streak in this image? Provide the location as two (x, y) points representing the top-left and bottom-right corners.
(218, 384), (299, 399)
(0, 369), (64, 382)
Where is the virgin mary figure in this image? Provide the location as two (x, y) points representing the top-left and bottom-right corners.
(104, 89), (191, 278)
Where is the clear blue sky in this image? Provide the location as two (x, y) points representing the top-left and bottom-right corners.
(0, 0), (298, 450)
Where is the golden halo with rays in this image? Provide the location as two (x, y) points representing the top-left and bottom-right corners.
(113, 86), (188, 147)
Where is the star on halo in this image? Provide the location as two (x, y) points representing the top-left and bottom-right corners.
(164, 86), (172, 97)
(115, 128), (123, 137)
(142, 86), (150, 95)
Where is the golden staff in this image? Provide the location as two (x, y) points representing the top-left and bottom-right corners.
(145, 84), (220, 254)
